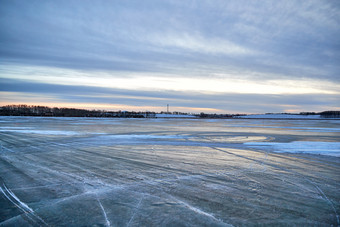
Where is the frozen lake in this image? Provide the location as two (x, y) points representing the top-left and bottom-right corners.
(0, 116), (339, 226)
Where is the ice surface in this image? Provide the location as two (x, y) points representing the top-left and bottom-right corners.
(0, 117), (339, 226)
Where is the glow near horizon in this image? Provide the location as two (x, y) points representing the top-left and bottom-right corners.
(1, 63), (339, 113)
(1, 65), (339, 95)
(0, 92), (220, 113)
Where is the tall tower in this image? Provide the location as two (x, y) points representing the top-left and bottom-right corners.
(167, 104), (169, 113)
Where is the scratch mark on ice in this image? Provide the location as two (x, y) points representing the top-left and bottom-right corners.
(127, 194), (144, 227)
(311, 181), (339, 225)
(168, 195), (233, 226)
(97, 197), (111, 227)
(173, 197), (213, 219)
(0, 183), (48, 226)
(2, 184), (34, 213)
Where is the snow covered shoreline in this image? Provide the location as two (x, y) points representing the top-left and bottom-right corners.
(155, 114), (196, 118)
(235, 114), (340, 120)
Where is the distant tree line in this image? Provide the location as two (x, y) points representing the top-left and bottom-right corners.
(298, 111), (340, 118)
(319, 111), (340, 118)
(0, 105), (155, 118)
(299, 112), (317, 115)
(1, 104), (339, 119)
(199, 112), (234, 118)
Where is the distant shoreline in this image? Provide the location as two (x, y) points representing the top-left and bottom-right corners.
(1, 115), (340, 120)
(1, 105), (339, 119)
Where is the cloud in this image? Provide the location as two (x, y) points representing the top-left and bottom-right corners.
(1, 0), (339, 82)
(2, 64), (339, 96)
(147, 33), (257, 56)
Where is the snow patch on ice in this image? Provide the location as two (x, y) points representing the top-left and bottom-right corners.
(77, 134), (188, 146)
(226, 125), (340, 132)
(109, 134), (184, 139)
(0, 129), (80, 136)
(0, 127), (32, 130)
(245, 141), (340, 157)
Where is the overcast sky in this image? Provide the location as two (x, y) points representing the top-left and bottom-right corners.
(1, 0), (339, 113)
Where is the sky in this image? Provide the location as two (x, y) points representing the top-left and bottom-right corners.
(0, 0), (339, 114)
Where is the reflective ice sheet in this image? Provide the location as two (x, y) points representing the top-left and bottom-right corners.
(0, 117), (339, 226)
